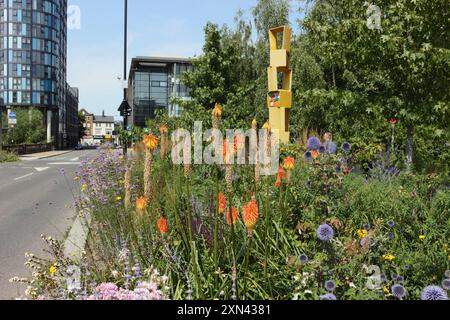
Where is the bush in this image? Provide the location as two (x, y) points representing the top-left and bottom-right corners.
(0, 150), (19, 163)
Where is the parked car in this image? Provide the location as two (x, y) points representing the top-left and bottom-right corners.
(75, 143), (84, 150)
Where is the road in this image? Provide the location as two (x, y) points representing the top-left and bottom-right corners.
(0, 149), (98, 299)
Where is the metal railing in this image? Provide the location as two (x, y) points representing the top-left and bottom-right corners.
(2, 143), (53, 155)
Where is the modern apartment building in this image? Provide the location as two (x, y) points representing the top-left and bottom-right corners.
(127, 56), (193, 128)
(0, 0), (77, 148)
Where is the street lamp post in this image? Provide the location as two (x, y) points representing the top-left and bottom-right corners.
(118, 0), (131, 156)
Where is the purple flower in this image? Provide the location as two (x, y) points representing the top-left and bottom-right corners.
(304, 151), (313, 161)
(318, 145), (326, 154)
(341, 142), (351, 152)
(380, 273), (387, 282)
(421, 286), (448, 300)
(317, 224), (334, 242)
(389, 232), (395, 241)
(325, 280), (336, 292)
(299, 254), (309, 264)
(320, 293), (337, 300)
(307, 137), (321, 150)
(442, 279), (450, 291)
(363, 224), (371, 230)
(388, 220), (395, 228)
(396, 276), (404, 284)
(392, 284), (407, 299)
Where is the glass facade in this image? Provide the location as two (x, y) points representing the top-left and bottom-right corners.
(128, 57), (193, 128)
(0, 0), (70, 147)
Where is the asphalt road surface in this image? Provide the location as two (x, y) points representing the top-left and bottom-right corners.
(0, 149), (98, 299)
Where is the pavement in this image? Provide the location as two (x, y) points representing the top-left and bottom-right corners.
(0, 149), (98, 300)
(19, 150), (74, 161)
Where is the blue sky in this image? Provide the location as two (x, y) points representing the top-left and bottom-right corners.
(67, 0), (302, 118)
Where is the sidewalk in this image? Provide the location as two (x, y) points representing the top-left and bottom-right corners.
(19, 150), (73, 161)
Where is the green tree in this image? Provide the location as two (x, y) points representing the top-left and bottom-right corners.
(3, 108), (46, 145)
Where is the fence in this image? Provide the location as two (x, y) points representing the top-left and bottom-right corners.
(2, 143), (53, 155)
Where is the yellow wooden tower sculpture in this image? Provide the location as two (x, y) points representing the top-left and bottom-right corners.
(267, 26), (292, 144)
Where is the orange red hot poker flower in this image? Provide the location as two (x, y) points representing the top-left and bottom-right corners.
(275, 166), (286, 188)
(226, 208), (239, 226)
(143, 134), (159, 151)
(243, 199), (259, 236)
(283, 157), (295, 171)
(157, 217), (169, 235)
(218, 192), (227, 214)
(136, 196), (148, 211)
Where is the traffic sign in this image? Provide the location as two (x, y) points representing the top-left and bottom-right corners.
(8, 112), (17, 125)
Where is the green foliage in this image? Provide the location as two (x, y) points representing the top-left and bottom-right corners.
(1, 108), (46, 145)
(0, 150), (19, 163)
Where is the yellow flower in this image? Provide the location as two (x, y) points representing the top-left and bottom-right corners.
(49, 266), (57, 275)
(73, 176), (80, 181)
(212, 103), (222, 117)
(383, 287), (390, 295)
(383, 254), (396, 262)
(81, 184), (87, 192)
(357, 229), (368, 239)
(419, 235), (426, 240)
(143, 134), (159, 151)
(116, 196), (122, 201)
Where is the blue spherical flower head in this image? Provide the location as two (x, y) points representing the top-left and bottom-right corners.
(396, 276), (404, 284)
(363, 224), (371, 231)
(389, 232), (395, 241)
(318, 145), (326, 154)
(299, 254), (309, 264)
(388, 220), (395, 228)
(320, 293), (337, 301)
(392, 284), (407, 299)
(442, 279), (450, 291)
(335, 165), (342, 173)
(317, 224), (334, 242)
(307, 137), (321, 150)
(392, 274), (399, 281)
(421, 286), (448, 300)
(304, 151), (313, 161)
(325, 280), (336, 292)
(380, 273), (387, 282)
(341, 142), (351, 153)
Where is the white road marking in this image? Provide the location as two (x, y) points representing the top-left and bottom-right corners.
(35, 167), (50, 172)
(48, 162), (81, 165)
(14, 173), (34, 181)
(70, 157), (80, 161)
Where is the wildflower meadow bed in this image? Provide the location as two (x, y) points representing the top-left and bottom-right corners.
(13, 120), (450, 301)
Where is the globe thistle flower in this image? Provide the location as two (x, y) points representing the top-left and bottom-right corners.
(388, 220), (395, 228)
(363, 224), (371, 231)
(318, 145), (326, 154)
(317, 224), (334, 242)
(304, 151), (313, 161)
(380, 273), (387, 282)
(421, 285), (448, 300)
(307, 137), (321, 150)
(389, 233), (395, 241)
(320, 293), (337, 300)
(325, 280), (336, 292)
(391, 274), (399, 281)
(442, 279), (450, 291)
(396, 276), (404, 284)
(341, 142), (351, 153)
(299, 254), (309, 264)
(392, 284), (407, 299)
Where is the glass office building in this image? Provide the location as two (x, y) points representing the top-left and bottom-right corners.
(128, 57), (193, 128)
(0, 0), (75, 148)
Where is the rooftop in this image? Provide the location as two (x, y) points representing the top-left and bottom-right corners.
(129, 56), (192, 78)
(93, 115), (115, 123)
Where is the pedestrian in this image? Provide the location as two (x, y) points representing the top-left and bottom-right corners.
(323, 132), (337, 155)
